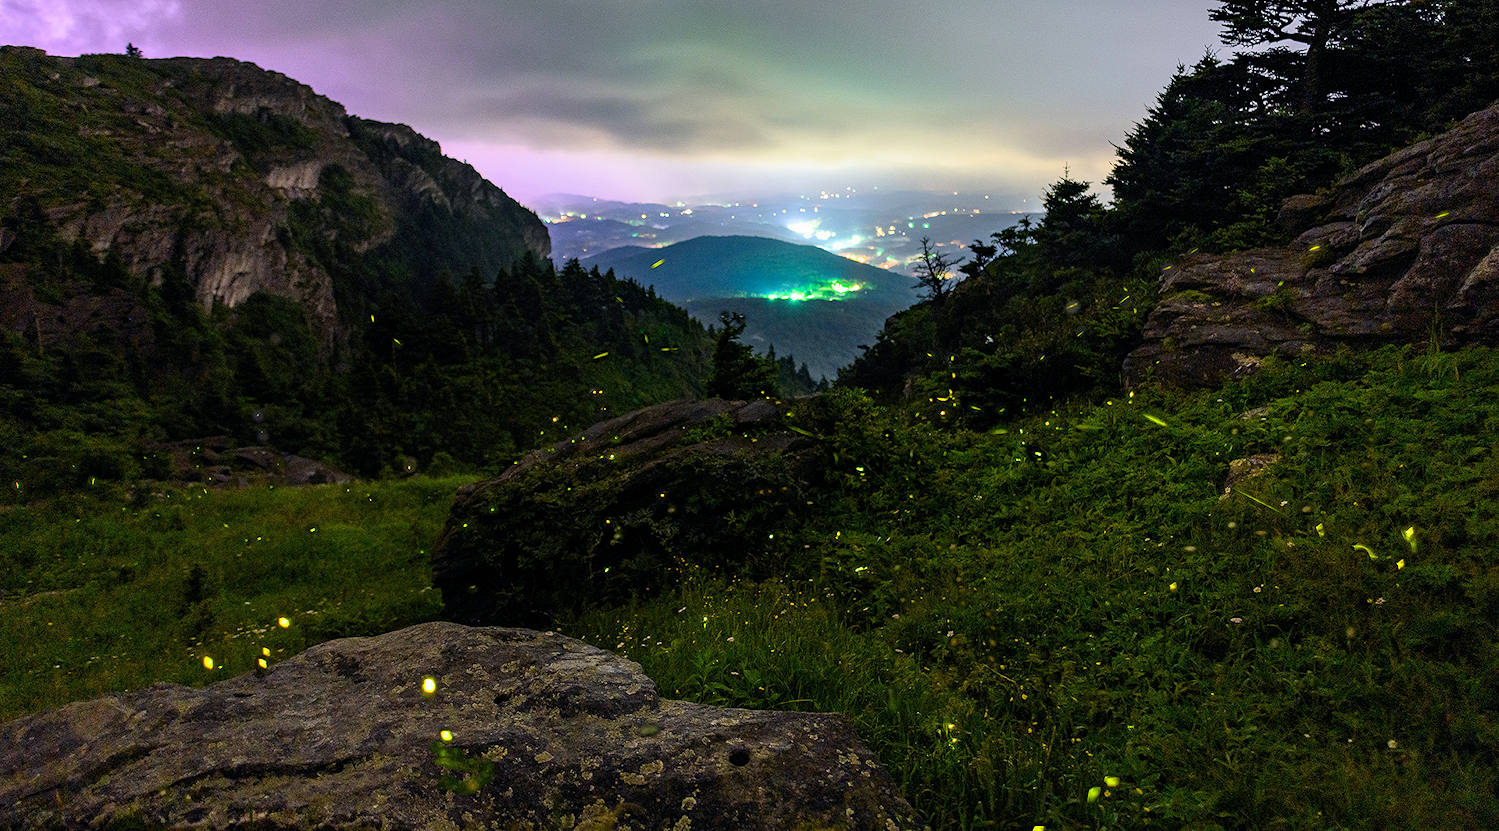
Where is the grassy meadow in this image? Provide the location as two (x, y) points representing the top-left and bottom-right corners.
(0, 475), (466, 720)
(4, 345), (1498, 829)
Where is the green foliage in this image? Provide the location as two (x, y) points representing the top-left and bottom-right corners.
(843, 174), (1152, 423)
(1111, 1), (1499, 255)
(0, 49), (714, 493)
(568, 346), (1499, 829)
(1254, 281), (1300, 316)
(706, 311), (778, 399)
(0, 476), (465, 720)
(208, 108), (317, 170)
(439, 414), (812, 626)
(430, 740), (495, 795)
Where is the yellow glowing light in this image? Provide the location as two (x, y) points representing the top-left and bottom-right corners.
(1169, 582), (1178, 591)
(1087, 786), (1102, 803)
(1143, 413), (1168, 427)
(1315, 522), (1325, 537)
(422, 676), (437, 695)
(1396, 558), (1405, 570)
(1403, 526), (1417, 552)
(592, 351), (610, 360)
(277, 617), (290, 628)
(651, 259), (665, 268)
(262, 647), (271, 656)
(1435, 211), (1450, 219)
(1354, 543), (1378, 559)
(202, 656), (214, 670)
(258, 658), (268, 669)
(440, 729), (454, 742)
(1104, 776), (1121, 787)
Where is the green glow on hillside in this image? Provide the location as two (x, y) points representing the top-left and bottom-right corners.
(758, 280), (865, 302)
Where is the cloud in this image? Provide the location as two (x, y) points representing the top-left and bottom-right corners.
(1, 0), (181, 52)
(2, 0), (1223, 200)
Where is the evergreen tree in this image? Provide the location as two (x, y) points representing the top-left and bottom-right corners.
(1209, 0), (1388, 112)
(706, 312), (777, 400)
(1032, 172), (1113, 271)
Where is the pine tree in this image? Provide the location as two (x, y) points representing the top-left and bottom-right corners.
(705, 312), (777, 400)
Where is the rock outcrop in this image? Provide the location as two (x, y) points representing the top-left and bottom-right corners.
(432, 398), (821, 626)
(154, 437), (353, 487)
(0, 621), (921, 830)
(0, 46), (548, 332)
(1127, 101), (1499, 386)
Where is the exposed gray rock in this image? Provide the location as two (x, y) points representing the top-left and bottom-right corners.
(432, 398), (821, 626)
(1127, 101), (1499, 386)
(0, 47), (549, 334)
(155, 437), (352, 487)
(0, 621), (921, 830)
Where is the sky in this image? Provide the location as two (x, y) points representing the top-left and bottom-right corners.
(2, 1), (1225, 204)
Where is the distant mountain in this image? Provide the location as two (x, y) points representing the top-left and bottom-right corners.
(585, 235), (922, 379)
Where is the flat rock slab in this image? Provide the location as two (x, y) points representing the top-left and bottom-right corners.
(0, 621), (920, 830)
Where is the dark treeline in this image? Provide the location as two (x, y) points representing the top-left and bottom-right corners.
(0, 222), (716, 495)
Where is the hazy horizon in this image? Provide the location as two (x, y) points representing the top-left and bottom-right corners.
(2, 1), (1223, 204)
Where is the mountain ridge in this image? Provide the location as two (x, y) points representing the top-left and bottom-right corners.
(0, 45), (710, 486)
(585, 234), (921, 379)
(1, 45), (548, 331)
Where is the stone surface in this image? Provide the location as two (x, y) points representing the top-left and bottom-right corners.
(1127, 101), (1499, 386)
(154, 437), (352, 487)
(432, 398), (821, 626)
(0, 621), (921, 830)
(1223, 453), (1280, 495)
(0, 46), (548, 334)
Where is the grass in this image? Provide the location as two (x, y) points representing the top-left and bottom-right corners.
(3, 345), (1498, 829)
(563, 344), (1499, 829)
(0, 475), (471, 720)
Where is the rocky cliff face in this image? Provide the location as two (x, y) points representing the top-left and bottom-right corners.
(0, 622), (921, 830)
(0, 46), (548, 330)
(1127, 101), (1499, 386)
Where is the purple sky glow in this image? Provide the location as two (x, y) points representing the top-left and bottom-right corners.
(2, 0), (1224, 204)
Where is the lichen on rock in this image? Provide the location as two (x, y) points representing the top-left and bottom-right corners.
(0, 621), (922, 830)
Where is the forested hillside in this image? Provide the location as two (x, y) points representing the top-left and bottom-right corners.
(0, 47), (714, 494)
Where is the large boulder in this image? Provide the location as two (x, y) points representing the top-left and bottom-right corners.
(432, 398), (821, 626)
(1127, 100), (1499, 386)
(0, 621), (922, 830)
